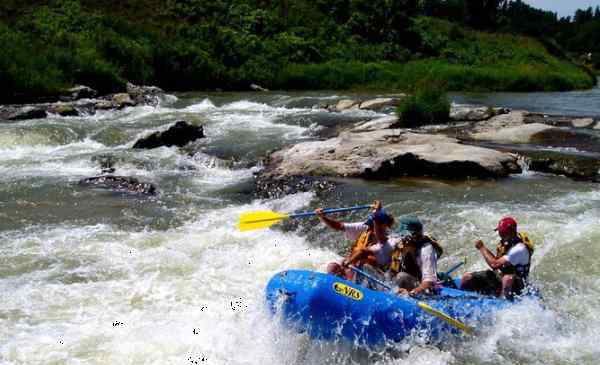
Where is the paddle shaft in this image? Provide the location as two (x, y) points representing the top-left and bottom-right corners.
(443, 261), (465, 276)
(349, 266), (474, 334)
(290, 205), (372, 219)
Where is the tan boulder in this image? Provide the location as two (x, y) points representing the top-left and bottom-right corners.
(262, 130), (520, 180)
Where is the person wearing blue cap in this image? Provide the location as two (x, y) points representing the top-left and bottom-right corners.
(388, 216), (443, 296)
(316, 201), (395, 282)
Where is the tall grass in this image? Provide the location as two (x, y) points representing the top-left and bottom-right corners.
(396, 81), (450, 127)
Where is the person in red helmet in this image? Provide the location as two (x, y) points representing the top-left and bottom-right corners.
(459, 216), (534, 299)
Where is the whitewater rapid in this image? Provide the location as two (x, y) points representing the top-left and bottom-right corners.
(1, 92), (599, 365)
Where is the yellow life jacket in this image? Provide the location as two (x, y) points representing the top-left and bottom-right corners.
(496, 232), (534, 278)
(346, 229), (378, 267)
(388, 235), (443, 279)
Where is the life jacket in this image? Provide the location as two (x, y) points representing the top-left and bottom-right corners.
(388, 235), (443, 281)
(347, 229), (379, 268)
(495, 232), (534, 279)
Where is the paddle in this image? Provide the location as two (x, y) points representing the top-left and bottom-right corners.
(350, 266), (474, 335)
(237, 205), (371, 231)
(443, 260), (465, 277)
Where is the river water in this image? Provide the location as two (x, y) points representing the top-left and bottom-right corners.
(1, 88), (599, 365)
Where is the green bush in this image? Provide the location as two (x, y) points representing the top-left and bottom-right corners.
(396, 81), (450, 127)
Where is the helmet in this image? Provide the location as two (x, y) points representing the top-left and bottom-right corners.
(395, 216), (423, 237)
(364, 209), (394, 227)
(495, 216), (517, 235)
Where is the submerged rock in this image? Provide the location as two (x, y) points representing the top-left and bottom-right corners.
(133, 121), (205, 149)
(255, 174), (336, 199)
(79, 175), (157, 195)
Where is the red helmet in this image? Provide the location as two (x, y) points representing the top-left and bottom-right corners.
(495, 216), (517, 235)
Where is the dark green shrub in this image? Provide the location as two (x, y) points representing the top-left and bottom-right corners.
(396, 81), (450, 127)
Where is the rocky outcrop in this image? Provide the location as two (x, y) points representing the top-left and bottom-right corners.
(359, 97), (401, 111)
(470, 121), (594, 145)
(132, 121), (205, 149)
(519, 151), (600, 182)
(450, 105), (509, 121)
(571, 118), (595, 128)
(323, 96), (405, 112)
(351, 115), (401, 132)
(126, 82), (164, 106)
(112, 93), (135, 108)
(250, 83), (269, 92)
(0, 106), (48, 121)
(333, 99), (360, 112)
(254, 175), (336, 199)
(0, 83), (168, 121)
(60, 85), (97, 101)
(259, 130), (520, 184)
(78, 175), (157, 195)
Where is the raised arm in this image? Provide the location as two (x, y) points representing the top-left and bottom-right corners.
(315, 208), (344, 231)
(475, 240), (508, 270)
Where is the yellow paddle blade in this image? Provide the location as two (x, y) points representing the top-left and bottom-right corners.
(417, 302), (474, 335)
(237, 211), (290, 231)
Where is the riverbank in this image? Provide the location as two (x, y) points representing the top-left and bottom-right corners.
(1, 2), (595, 103)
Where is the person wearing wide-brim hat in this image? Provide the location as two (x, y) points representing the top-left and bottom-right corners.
(388, 216), (443, 297)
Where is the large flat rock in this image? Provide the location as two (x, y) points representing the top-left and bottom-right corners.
(261, 130), (520, 180)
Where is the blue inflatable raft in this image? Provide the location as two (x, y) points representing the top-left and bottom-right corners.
(266, 270), (523, 348)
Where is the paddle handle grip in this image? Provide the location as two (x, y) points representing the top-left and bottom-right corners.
(289, 205), (372, 219)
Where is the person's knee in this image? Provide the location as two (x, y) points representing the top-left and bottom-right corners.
(327, 262), (344, 276)
(460, 272), (473, 289)
(395, 272), (418, 290)
(502, 275), (514, 289)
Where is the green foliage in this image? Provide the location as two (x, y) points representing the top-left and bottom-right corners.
(0, 0), (596, 102)
(396, 81), (450, 127)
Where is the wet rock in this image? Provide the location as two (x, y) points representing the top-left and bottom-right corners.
(91, 154), (119, 171)
(359, 97), (402, 111)
(61, 85), (97, 101)
(333, 99), (360, 112)
(112, 93), (136, 108)
(50, 104), (79, 117)
(470, 122), (588, 144)
(450, 105), (509, 122)
(351, 115), (401, 132)
(79, 175), (157, 195)
(520, 151), (600, 182)
(1, 106), (48, 121)
(250, 83), (269, 92)
(95, 100), (115, 110)
(524, 113), (586, 127)
(259, 130), (520, 182)
(572, 118), (595, 128)
(126, 82), (164, 106)
(254, 174), (336, 199)
(133, 121), (205, 149)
